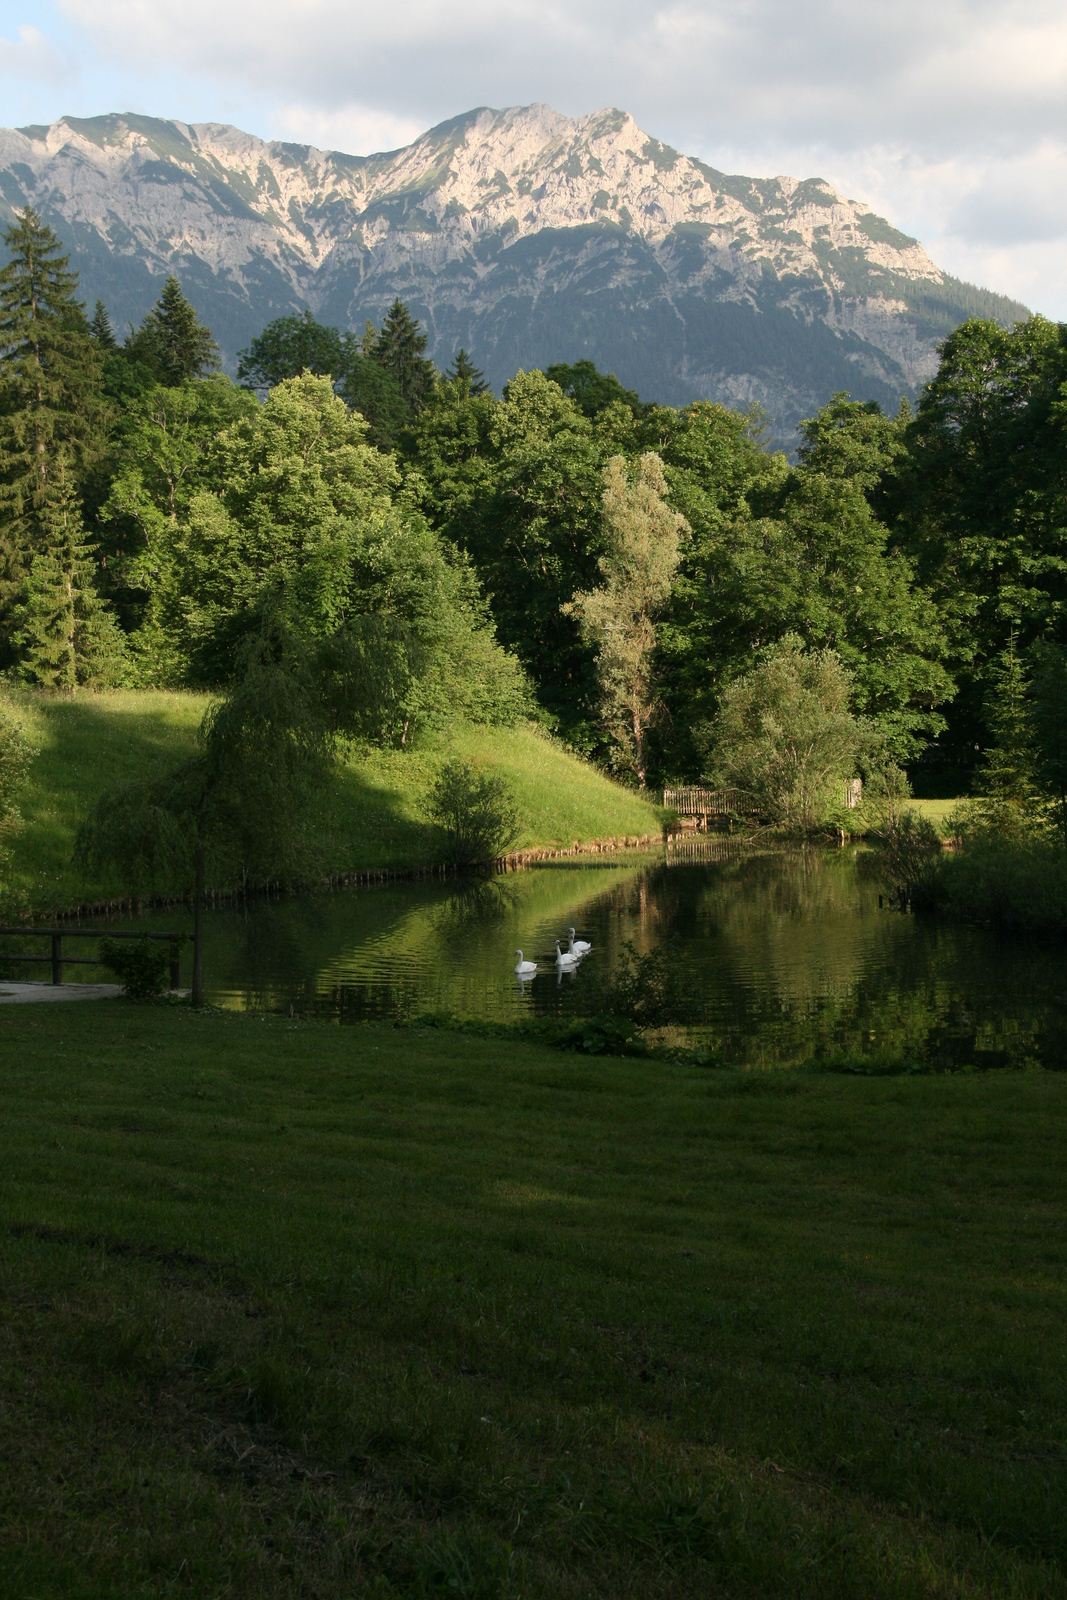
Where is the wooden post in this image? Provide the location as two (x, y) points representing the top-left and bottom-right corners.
(192, 838), (205, 1008)
(169, 938), (181, 992)
(51, 932), (62, 985)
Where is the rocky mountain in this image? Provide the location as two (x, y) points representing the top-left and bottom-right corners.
(0, 104), (1029, 441)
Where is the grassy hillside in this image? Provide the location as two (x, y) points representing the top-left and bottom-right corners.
(0, 1003), (1064, 1597)
(2, 690), (661, 913)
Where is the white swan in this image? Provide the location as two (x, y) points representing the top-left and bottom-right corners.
(555, 940), (580, 968)
(567, 927), (592, 956)
(514, 950), (537, 978)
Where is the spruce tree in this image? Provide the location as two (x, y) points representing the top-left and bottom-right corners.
(15, 459), (125, 691)
(444, 347), (489, 395)
(89, 299), (117, 350)
(971, 637), (1043, 837)
(0, 207), (108, 654)
(125, 276), (219, 385)
(371, 299), (436, 411)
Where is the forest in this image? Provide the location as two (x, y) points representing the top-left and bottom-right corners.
(1, 203), (1065, 831)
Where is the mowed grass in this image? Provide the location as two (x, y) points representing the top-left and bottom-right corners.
(0, 1005), (1064, 1597)
(4, 690), (661, 912)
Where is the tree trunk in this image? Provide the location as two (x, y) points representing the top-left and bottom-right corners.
(192, 836), (206, 1007)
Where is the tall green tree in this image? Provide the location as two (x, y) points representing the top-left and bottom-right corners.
(134, 373), (527, 728)
(895, 315), (1067, 767)
(444, 347), (489, 395)
(0, 207), (108, 654)
(15, 457), (125, 690)
(369, 299), (436, 412)
(1029, 642), (1067, 845)
(125, 276), (220, 386)
(967, 638), (1043, 838)
(89, 300), (117, 351)
(237, 310), (343, 390)
(565, 453), (688, 785)
(77, 629), (340, 1005)
(337, 354), (410, 452)
(545, 359), (645, 419)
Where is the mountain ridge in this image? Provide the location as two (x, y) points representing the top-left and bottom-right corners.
(0, 104), (1029, 441)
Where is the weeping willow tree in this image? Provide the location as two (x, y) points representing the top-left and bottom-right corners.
(76, 626), (338, 1003)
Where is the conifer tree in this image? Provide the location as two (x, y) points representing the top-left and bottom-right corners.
(0, 207), (107, 653)
(89, 299), (117, 351)
(970, 637), (1043, 837)
(15, 458), (125, 691)
(125, 276), (219, 385)
(444, 347), (489, 395)
(370, 299), (436, 411)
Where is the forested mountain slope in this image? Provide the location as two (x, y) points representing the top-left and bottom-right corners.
(0, 103), (1028, 441)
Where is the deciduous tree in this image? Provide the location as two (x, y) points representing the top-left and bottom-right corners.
(566, 453), (688, 785)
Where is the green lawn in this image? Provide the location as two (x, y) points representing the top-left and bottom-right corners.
(0, 1003), (1064, 1597)
(4, 690), (661, 913)
(910, 798), (965, 834)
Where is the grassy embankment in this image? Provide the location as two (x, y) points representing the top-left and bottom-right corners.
(0, 1003), (1064, 1597)
(4, 689), (661, 914)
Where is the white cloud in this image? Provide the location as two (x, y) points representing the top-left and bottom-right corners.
(268, 103), (423, 156)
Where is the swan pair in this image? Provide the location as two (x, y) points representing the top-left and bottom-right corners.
(555, 927), (591, 968)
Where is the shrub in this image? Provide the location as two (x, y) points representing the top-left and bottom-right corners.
(426, 759), (519, 868)
(878, 811), (943, 908)
(98, 935), (173, 998)
(580, 939), (703, 1029)
(699, 636), (867, 832)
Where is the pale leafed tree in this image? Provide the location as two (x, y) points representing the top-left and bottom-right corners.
(566, 452), (688, 786)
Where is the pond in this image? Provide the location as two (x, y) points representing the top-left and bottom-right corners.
(69, 840), (1067, 1070)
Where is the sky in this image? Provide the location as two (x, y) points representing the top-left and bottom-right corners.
(1, 0), (1065, 317)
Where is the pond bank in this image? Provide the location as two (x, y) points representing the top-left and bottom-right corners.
(2, 689), (661, 918)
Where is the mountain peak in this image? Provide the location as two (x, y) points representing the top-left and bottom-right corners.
(0, 105), (1028, 442)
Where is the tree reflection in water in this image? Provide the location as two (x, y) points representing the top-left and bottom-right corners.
(92, 846), (1067, 1070)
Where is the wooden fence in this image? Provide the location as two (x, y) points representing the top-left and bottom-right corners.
(0, 926), (185, 987)
(664, 779), (863, 820)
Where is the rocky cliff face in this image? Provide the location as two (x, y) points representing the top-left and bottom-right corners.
(0, 104), (1028, 441)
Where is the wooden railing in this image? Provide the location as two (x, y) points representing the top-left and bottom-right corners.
(664, 780), (864, 817)
(0, 927), (185, 987)
(662, 786), (752, 817)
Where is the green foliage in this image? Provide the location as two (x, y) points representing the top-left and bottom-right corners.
(88, 299), (116, 351)
(443, 346), (490, 395)
(565, 453), (688, 784)
(367, 297), (436, 412)
(14, 460), (126, 690)
(98, 934), (172, 998)
(236, 309), (343, 390)
(98, 375), (258, 599)
(123, 275), (220, 386)
(544, 359), (645, 418)
(897, 315), (1067, 766)
(699, 636), (867, 830)
(426, 757), (520, 867)
(337, 352), (411, 452)
(1030, 642), (1067, 845)
(2, 690), (660, 911)
(0, 692), (32, 887)
(971, 640), (1044, 837)
(0, 207), (109, 655)
(878, 810), (944, 908)
(581, 938), (702, 1029)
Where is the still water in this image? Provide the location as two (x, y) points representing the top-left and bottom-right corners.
(86, 841), (1067, 1070)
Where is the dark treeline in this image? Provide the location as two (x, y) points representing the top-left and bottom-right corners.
(2, 204), (1066, 797)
